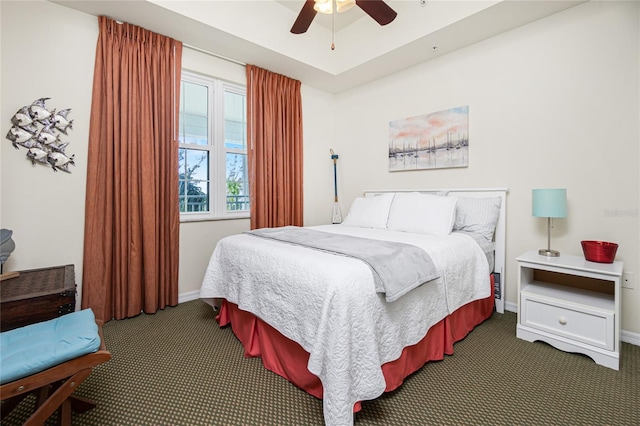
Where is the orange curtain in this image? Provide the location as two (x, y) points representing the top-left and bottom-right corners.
(246, 65), (303, 229)
(82, 16), (182, 322)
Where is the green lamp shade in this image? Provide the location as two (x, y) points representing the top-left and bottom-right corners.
(532, 188), (567, 218)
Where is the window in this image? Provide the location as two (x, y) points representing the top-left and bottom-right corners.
(178, 71), (248, 220)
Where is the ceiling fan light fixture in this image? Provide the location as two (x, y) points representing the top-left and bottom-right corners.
(314, 0), (356, 15)
(291, 0), (395, 35)
(336, 0), (356, 13)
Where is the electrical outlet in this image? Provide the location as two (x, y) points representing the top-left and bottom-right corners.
(622, 272), (634, 289)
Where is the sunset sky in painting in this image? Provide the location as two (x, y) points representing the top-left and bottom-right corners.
(389, 105), (469, 150)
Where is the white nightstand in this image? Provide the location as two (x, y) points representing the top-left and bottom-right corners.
(516, 250), (623, 370)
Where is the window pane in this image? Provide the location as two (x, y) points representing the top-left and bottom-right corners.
(186, 149), (209, 182)
(224, 91), (246, 150)
(226, 153), (249, 211)
(180, 81), (208, 146)
(178, 147), (210, 213)
(186, 181), (209, 212)
(179, 73), (247, 219)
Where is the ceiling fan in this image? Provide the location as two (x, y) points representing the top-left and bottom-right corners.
(291, 0), (398, 34)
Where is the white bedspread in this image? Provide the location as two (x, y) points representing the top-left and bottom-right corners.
(199, 225), (490, 426)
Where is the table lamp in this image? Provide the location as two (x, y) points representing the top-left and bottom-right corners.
(1, 228), (16, 275)
(532, 188), (567, 257)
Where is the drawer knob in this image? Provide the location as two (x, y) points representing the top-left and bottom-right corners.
(558, 316), (568, 325)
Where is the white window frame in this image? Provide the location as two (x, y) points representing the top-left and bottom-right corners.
(179, 71), (249, 222)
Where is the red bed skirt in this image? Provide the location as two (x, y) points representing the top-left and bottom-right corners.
(216, 275), (495, 412)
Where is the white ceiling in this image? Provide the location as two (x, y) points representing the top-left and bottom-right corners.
(53, 0), (585, 94)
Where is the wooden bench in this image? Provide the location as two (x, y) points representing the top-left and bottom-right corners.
(0, 310), (111, 425)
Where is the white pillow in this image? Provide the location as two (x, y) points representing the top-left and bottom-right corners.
(342, 193), (395, 229)
(451, 196), (502, 240)
(387, 192), (457, 235)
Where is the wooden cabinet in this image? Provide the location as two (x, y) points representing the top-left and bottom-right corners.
(516, 251), (623, 370)
(0, 265), (76, 331)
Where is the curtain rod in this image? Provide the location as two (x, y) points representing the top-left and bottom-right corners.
(183, 43), (246, 67)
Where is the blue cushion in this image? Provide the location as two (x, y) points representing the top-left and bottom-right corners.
(0, 309), (101, 385)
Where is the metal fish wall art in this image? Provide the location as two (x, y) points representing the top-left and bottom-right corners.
(6, 126), (36, 147)
(6, 98), (76, 173)
(11, 106), (34, 127)
(29, 98), (54, 121)
(47, 152), (75, 173)
(27, 147), (49, 165)
(53, 109), (73, 135)
(35, 123), (61, 145)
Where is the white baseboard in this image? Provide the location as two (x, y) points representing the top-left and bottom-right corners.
(505, 301), (639, 346)
(621, 329), (640, 346)
(178, 290), (200, 304)
(505, 301), (518, 313)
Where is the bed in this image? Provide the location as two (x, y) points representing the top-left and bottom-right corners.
(200, 188), (507, 425)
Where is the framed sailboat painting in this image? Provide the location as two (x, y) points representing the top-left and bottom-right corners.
(389, 105), (469, 172)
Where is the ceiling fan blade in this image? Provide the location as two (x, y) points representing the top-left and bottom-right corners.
(291, 0), (317, 34)
(356, 0), (397, 26)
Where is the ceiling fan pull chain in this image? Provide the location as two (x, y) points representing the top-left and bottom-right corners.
(331, 0), (336, 50)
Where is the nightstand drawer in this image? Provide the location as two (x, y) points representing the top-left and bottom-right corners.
(521, 292), (614, 351)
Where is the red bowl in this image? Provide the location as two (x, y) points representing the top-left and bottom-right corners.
(581, 240), (618, 263)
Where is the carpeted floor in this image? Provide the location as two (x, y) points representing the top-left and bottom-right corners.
(3, 300), (638, 425)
